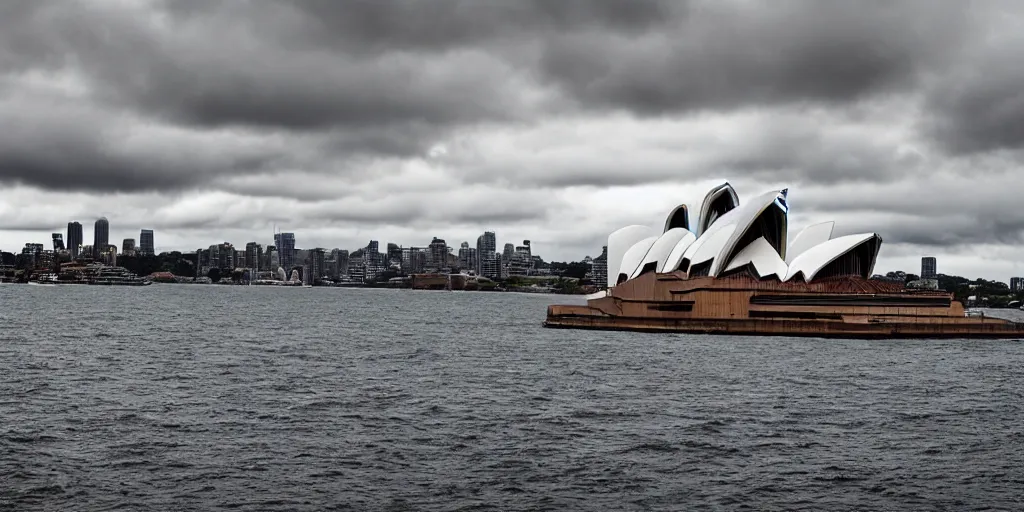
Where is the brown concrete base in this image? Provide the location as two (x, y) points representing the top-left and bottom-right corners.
(544, 305), (1024, 339)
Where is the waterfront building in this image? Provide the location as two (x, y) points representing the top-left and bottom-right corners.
(592, 246), (609, 288)
(20, 243), (45, 270)
(265, 245), (277, 270)
(428, 237), (448, 272)
(503, 243), (515, 263)
(458, 242), (477, 273)
(364, 241), (385, 281)
(308, 248), (326, 283)
(274, 232), (296, 272)
(331, 249), (349, 278)
(1011, 277), (1024, 292)
(93, 217), (109, 258)
(387, 243), (403, 267)
(98, 245), (117, 266)
(921, 257), (937, 280)
(67, 221), (83, 259)
(52, 233), (65, 252)
(508, 240), (534, 276)
(122, 238), (136, 255)
(139, 229), (155, 255)
(547, 181), (1024, 338)
(476, 231), (498, 278)
(245, 242), (262, 270)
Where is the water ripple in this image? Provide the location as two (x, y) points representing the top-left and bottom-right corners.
(1, 286), (1023, 511)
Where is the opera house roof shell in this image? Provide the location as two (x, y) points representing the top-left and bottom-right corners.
(606, 183), (882, 288)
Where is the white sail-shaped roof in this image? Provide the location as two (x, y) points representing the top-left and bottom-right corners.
(786, 221), (834, 264)
(663, 205), (690, 233)
(635, 228), (691, 278)
(784, 233), (881, 282)
(697, 182), (739, 236)
(723, 237), (788, 279)
(660, 230), (698, 273)
(681, 223), (737, 275)
(708, 189), (788, 277)
(607, 225), (654, 288)
(619, 236), (658, 283)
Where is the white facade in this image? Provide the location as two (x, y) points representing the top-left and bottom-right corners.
(618, 236), (658, 283)
(604, 184), (882, 287)
(786, 221), (835, 264)
(607, 225), (654, 288)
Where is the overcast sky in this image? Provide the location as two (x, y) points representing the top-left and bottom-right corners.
(2, 0), (1023, 280)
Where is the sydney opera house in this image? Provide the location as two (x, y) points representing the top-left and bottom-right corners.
(545, 183), (1024, 338)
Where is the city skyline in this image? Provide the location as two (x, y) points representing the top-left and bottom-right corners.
(0, 212), (1011, 282)
(3, 2), (1024, 282)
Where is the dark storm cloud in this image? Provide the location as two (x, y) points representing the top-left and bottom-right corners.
(536, 1), (968, 114)
(0, 0), (1020, 214)
(925, 51), (1024, 154)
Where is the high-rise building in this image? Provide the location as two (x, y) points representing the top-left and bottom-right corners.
(428, 237), (448, 271)
(476, 231), (497, 278)
(458, 242), (478, 272)
(308, 248), (326, 283)
(509, 241), (534, 276)
(245, 242), (262, 270)
(67, 221), (83, 259)
(122, 238), (136, 254)
(139, 229), (155, 255)
(52, 233), (65, 252)
(503, 243), (515, 263)
(921, 257), (937, 280)
(593, 246), (608, 288)
(274, 232), (296, 271)
(1011, 277), (1024, 292)
(93, 217), (109, 258)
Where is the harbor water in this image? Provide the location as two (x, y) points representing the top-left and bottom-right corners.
(2, 285), (1023, 510)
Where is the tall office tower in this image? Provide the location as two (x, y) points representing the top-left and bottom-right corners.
(245, 242), (261, 270)
(308, 248), (326, 283)
(139, 229), (155, 255)
(274, 232), (296, 271)
(458, 241), (479, 271)
(428, 237), (448, 271)
(503, 243), (515, 263)
(67, 221), (83, 259)
(93, 217), (109, 258)
(122, 238), (136, 254)
(387, 243), (402, 266)
(476, 231), (497, 278)
(1011, 277), (1024, 292)
(52, 233), (65, 251)
(921, 257), (937, 280)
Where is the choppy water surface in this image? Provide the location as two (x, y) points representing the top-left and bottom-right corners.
(2, 286), (1023, 511)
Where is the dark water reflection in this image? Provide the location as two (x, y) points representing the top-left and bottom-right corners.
(2, 286), (1023, 510)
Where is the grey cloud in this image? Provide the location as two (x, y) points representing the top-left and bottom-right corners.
(793, 174), (1024, 247)
(536, 1), (968, 114)
(925, 51), (1024, 154)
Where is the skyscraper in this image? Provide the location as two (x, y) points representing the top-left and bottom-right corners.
(245, 242), (262, 270)
(428, 237), (448, 271)
(52, 233), (65, 252)
(139, 229), (155, 255)
(476, 231), (497, 278)
(274, 232), (296, 271)
(122, 238), (136, 254)
(93, 217), (109, 258)
(593, 246), (608, 288)
(921, 257), (937, 280)
(308, 248), (326, 283)
(67, 221), (83, 259)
